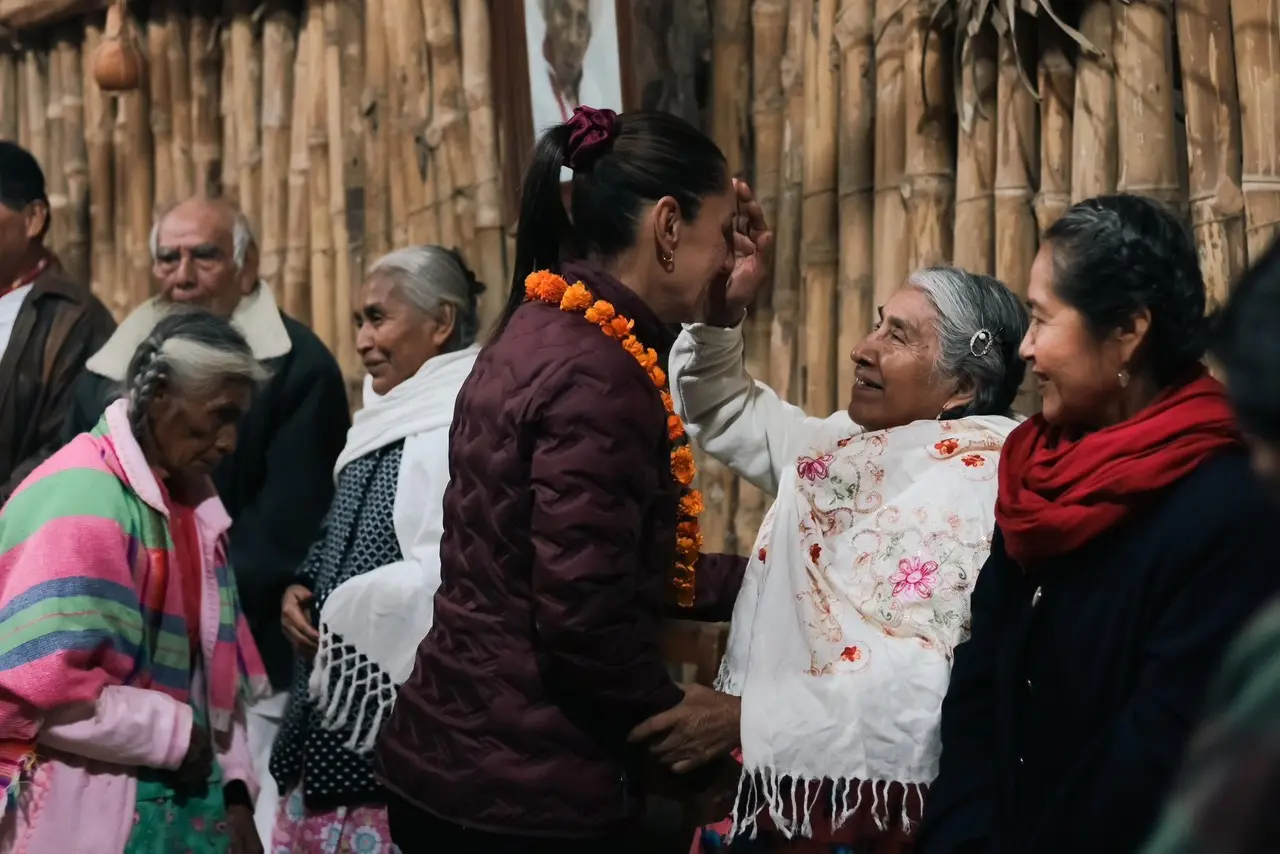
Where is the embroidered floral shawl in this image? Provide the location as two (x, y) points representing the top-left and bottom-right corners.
(717, 415), (1017, 839)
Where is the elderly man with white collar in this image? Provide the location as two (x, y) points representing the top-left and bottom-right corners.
(63, 196), (350, 843)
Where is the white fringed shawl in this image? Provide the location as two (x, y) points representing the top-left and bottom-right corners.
(669, 322), (1016, 840)
(308, 345), (478, 752)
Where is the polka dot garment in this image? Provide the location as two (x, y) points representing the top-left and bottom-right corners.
(270, 441), (404, 810)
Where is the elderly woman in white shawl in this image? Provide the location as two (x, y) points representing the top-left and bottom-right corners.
(265, 246), (481, 853)
(633, 267), (1028, 853)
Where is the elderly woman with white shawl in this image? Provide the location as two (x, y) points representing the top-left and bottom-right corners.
(265, 246), (482, 853)
(632, 266), (1028, 853)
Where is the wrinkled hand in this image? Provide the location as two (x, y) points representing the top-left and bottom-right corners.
(174, 719), (213, 785)
(703, 179), (774, 327)
(226, 804), (264, 854)
(628, 683), (741, 774)
(281, 584), (318, 656)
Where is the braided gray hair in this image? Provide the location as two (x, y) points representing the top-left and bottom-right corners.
(125, 309), (270, 442)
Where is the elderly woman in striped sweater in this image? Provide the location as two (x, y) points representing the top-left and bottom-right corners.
(0, 309), (270, 854)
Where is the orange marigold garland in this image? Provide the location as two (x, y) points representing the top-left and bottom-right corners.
(525, 270), (700, 607)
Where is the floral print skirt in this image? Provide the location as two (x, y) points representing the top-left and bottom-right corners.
(125, 772), (231, 854)
(271, 784), (400, 853)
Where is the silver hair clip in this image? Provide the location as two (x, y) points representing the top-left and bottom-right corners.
(969, 328), (995, 358)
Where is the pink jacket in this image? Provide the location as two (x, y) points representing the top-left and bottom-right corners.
(0, 402), (257, 854)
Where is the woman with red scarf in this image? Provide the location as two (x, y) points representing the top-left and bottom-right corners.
(918, 194), (1279, 854)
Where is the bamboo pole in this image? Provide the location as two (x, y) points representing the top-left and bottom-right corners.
(460, 0), (505, 332)
(1176, 0), (1245, 309)
(219, 15), (237, 203)
(1070, 1), (1116, 202)
(902, 0), (952, 268)
(283, 5), (312, 324)
(230, 0), (261, 225)
(769, 0), (807, 405)
(148, 1), (175, 209)
(56, 29), (88, 283)
(386, 0), (433, 244)
(260, 0), (298, 297)
(20, 47), (47, 170)
(190, 0), (220, 196)
(165, 0), (193, 199)
(363, 0), (391, 266)
(424, 0), (471, 256)
(1113, 0), (1181, 212)
(45, 41), (66, 256)
(737, 0), (786, 549)
(0, 45), (15, 141)
(83, 18), (116, 312)
(117, 88), (152, 307)
(835, 0), (874, 404)
(1034, 21), (1073, 234)
(306, 0), (335, 350)
(1230, 0), (1280, 263)
(872, 0), (907, 307)
(994, 21), (1039, 413)
(801, 0), (838, 416)
(324, 0), (361, 376)
(953, 28), (997, 275)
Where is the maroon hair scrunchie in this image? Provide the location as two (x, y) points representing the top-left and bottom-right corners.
(564, 105), (618, 171)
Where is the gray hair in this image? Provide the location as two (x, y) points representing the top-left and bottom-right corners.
(148, 206), (256, 270)
(367, 245), (484, 349)
(907, 265), (1029, 418)
(124, 308), (270, 441)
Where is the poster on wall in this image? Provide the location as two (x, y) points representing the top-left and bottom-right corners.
(523, 0), (625, 182)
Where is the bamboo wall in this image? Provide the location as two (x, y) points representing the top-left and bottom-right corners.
(5, 0), (1280, 556)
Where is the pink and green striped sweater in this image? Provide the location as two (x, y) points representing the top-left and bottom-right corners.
(0, 399), (269, 809)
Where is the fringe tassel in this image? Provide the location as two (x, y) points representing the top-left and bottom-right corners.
(308, 625), (395, 753)
(725, 768), (926, 844)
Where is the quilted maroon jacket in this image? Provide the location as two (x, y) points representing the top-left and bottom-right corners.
(374, 262), (746, 837)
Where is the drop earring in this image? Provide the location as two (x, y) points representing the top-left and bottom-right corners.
(1117, 368), (1130, 389)
(661, 250), (674, 271)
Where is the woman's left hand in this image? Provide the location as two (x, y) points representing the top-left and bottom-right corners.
(226, 804), (263, 854)
(628, 683), (741, 773)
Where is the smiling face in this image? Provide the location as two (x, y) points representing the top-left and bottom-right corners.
(147, 380), (253, 479)
(846, 286), (967, 431)
(354, 273), (454, 395)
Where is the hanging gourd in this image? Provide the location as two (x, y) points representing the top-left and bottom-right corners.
(91, 0), (147, 92)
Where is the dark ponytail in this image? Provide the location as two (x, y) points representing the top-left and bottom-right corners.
(492, 110), (728, 340)
(496, 125), (574, 336)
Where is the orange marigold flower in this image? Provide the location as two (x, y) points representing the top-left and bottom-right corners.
(676, 536), (700, 559)
(621, 336), (645, 358)
(680, 489), (704, 517)
(660, 391), (675, 413)
(601, 316), (635, 339)
(634, 347), (658, 369)
(584, 300), (616, 325)
(671, 446), (696, 486)
(560, 282), (593, 312)
(525, 270), (567, 304)
(649, 365), (667, 388)
(668, 414), (686, 442)
(677, 520), (699, 539)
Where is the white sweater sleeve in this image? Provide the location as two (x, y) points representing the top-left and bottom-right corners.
(669, 321), (857, 497)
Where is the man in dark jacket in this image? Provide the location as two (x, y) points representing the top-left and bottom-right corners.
(63, 196), (350, 840)
(0, 141), (114, 501)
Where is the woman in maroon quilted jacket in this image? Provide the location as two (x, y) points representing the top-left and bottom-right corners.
(374, 106), (772, 853)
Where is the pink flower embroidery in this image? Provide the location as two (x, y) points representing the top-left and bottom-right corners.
(935, 438), (960, 456)
(840, 645), (862, 663)
(797, 454), (835, 481)
(962, 453), (985, 468)
(890, 556), (940, 599)
(809, 543), (823, 563)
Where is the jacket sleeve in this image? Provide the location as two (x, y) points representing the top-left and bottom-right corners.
(530, 357), (685, 735)
(214, 707), (259, 801)
(918, 529), (1010, 854)
(1, 300), (115, 500)
(1019, 500), (1275, 854)
(669, 320), (855, 496)
(38, 685), (193, 770)
(678, 552), (748, 623)
(230, 349), (350, 613)
(1139, 599), (1280, 854)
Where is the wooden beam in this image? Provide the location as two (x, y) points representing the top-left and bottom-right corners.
(0, 0), (107, 31)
